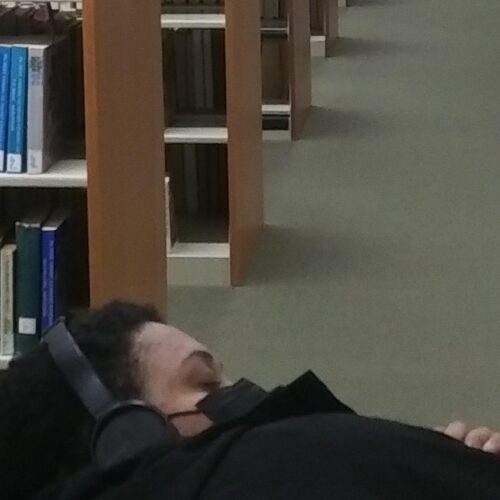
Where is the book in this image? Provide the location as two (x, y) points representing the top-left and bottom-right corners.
(0, 240), (16, 357)
(165, 177), (178, 253)
(15, 209), (47, 355)
(0, 6), (17, 36)
(196, 144), (209, 215)
(41, 209), (68, 333)
(207, 144), (220, 215)
(202, 29), (214, 110)
(183, 144), (198, 215)
(27, 36), (70, 174)
(6, 45), (28, 173)
(14, 6), (36, 36)
(167, 144), (187, 214)
(0, 45), (11, 172)
(173, 30), (189, 112)
(191, 29), (205, 110)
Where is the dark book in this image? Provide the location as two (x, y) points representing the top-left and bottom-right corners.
(196, 144), (209, 215)
(167, 144), (187, 214)
(184, 144), (198, 215)
(173, 30), (189, 112)
(211, 29), (226, 114)
(41, 209), (68, 333)
(218, 145), (229, 215)
(0, 6), (17, 36)
(207, 144), (220, 216)
(15, 208), (48, 355)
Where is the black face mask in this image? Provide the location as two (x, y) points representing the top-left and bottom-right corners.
(168, 379), (269, 426)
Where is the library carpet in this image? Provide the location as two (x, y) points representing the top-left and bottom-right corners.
(171, 0), (500, 429)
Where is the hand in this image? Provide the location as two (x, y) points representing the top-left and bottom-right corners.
(437, 421), (500, 455)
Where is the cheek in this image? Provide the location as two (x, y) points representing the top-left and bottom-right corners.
(172, 413), (214, 438)
(152, 387), (210, 417)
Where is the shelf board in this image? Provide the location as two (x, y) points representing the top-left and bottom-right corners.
(161, 13), (226, 29)
(262, 103), (291, 116)
(168, 243), (230, 286)
(0, 159), (87, 188)
(311, 35), (326, 57)
(164, 127), (228, 144)
(261, 26), (288, 38)
(169, 242), (229, 259)
(25, 1), (82, 4)
(0, 355), (12, 371)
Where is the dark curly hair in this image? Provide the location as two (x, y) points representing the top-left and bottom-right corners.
(0, 301), (163, 500)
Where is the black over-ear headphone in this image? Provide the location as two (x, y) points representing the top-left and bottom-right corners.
(43, 320), (180, 471)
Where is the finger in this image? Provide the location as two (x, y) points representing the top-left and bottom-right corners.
(482, 434), (500, 455)
(465, 427), (492, 449)
(443, 421), (469, 441)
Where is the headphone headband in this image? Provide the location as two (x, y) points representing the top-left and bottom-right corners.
(43, 320), (117, 418)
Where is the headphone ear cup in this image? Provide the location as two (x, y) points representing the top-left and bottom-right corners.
(92, 402), (180, 470)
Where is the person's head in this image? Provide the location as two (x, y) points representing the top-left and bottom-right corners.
(0, 301), (227, 500)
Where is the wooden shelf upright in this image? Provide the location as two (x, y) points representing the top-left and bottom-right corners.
(84, 0), (167, 313)
(261, 0), (312, 141)
(310, 0), (339, 58)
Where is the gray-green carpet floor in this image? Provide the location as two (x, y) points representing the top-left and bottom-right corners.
(170, 0), (500, 429)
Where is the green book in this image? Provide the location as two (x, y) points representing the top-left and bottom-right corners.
(15, 210), (47, 355)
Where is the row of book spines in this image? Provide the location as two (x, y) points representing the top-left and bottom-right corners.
(163, 28), (226, 117)
(167, 144), (229, 217)
(161, 0), (286, 21)
(1, 211), (66, 356)
(0, 45), (27, 174)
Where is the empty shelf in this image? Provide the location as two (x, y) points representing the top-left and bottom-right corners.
(161, 13), (226, 29)
(164, 127), (228, 144)
(262, 103), (291, 116)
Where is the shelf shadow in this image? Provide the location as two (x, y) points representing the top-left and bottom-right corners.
(301, 106), (385, 141)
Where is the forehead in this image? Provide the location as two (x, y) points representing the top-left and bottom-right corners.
(135, 322), (207, 369)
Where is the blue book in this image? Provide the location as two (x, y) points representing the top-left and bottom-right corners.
(6, 46), (28, 173)
(0, 45), (11, 172)
(41, 210), (68, 333)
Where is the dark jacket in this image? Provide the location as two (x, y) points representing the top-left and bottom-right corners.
(36, 373), (500, 499)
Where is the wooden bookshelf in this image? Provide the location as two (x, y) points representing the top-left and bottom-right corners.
(262, 0), (312, 141)
(310, 0), (339, 58)
(84, 0), (167, 311)
(162, 1), (264, 286)
(0, 1), (168, 318)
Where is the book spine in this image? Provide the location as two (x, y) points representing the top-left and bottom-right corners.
(27, 46), (45, 174)
(192, 30), (205, 110)
(0, 246), (15, 356)
(41, 228), (56, 333)
(0, 46), (11, 173)
(184, 144), (199, 215)
(15, 222), (42, 355)
(7, 47), (28, 173)
(165, 178), (172, 254)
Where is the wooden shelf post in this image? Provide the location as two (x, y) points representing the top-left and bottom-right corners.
(289, 0), (312, 140)
(226, 0), (264, 285)
(83, 0), (167, 315)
